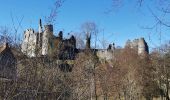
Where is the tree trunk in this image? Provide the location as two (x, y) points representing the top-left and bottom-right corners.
(166, 90), (170, 100)
(166, 75), (170, 100)
(94, 72), (97, 100)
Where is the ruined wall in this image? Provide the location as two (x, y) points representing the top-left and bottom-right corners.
(97, 50), (114, 61)
(21, 29), (37, 57)
(53, 31), (63, 53)
(138, 38), (149, 55)
(56, 34), (76, 60)
(96, 44), (115, 61)
(42, 25), (53, 55)
(125, 37), (149, 55)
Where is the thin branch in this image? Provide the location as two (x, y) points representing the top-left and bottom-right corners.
(148, 7), (170, 27)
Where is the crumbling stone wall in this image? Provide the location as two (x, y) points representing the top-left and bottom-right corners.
(125, 37), (149, 55)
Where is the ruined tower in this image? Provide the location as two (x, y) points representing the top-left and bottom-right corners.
(85, 33), (91, 49)
(42, 24), (53, 55)
(58, 31), (63, 39)
(138, 38), (149, 55)
(125, 37), (149, 55)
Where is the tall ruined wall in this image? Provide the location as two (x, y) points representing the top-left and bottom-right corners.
(42, 25), (53, 55)
(54, 34), (76, 60)
(21, 30), (29, 53)
(21, 29), (37, 57)
(125, 37), (149, 55)
(138, 38), (149, 55)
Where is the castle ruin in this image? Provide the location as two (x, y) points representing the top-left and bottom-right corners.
(21, 19), (76, 59)
(21, 19), (149, 60)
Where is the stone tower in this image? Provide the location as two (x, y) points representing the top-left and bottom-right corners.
(58, 31), (63, 39)
(42, 25), (53, 55)
(125, 37), (149, 55)
(85, 33), (91, 49)
(138, 37), (149, 55)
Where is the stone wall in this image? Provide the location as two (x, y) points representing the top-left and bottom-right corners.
(21, 29), (37, 57)
(125, 37), (149, 55)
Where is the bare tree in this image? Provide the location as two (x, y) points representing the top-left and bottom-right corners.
(0, 26), (14, 46)
(150, 42), (170, 100)
(45, 0), (65, 24)
(72, 51), (99, 100)
(81, 21), (99, 49)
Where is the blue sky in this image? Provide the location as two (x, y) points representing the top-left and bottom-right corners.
(0, 0), (170, 49)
